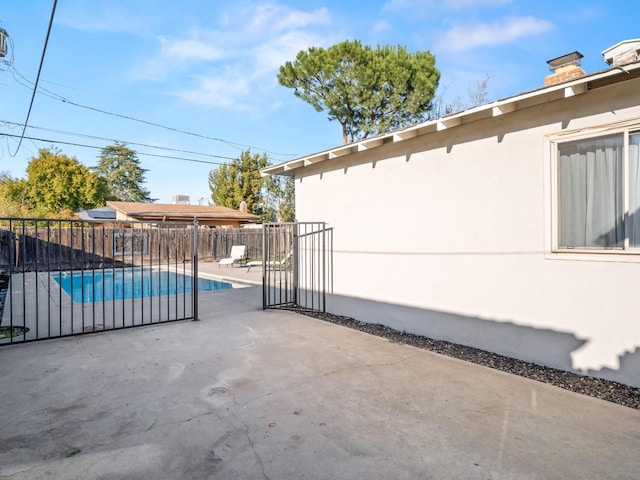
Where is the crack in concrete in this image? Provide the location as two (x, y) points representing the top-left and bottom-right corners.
(228, 411), (271, 480)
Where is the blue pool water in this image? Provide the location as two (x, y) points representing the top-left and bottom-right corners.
(53, 268), (233, 303)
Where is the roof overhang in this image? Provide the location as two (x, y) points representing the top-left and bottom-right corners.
(106, 201), (261, 223)
(262, 62), (640, 177)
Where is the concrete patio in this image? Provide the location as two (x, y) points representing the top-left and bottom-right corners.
(0, 285), (638, 479)
(197, 259), (264, 286)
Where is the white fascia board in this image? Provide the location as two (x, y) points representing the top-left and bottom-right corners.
(304, 153), (329, 166)
(283, 160), (305, 171)
(393, 129), (418, 142)
(437, 117), (462, 131)
(564, 83), (588, 97)
(358, 138), (384, 151)
(328, 145), (356, 159)
(261, 165), (285, 176)
(492, 103), (517, 116)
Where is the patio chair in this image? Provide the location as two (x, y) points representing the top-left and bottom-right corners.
(245, 251), (293, 272)
(218, 245), (246, 268)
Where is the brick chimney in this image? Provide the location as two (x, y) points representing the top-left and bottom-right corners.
(544, 51), (585, 87)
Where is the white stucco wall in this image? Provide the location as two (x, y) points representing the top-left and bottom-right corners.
(294, 78), (640, 387)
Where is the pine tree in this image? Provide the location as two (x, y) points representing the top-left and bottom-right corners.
(93, 143), (152, 202)
(278, 40), (440, 144)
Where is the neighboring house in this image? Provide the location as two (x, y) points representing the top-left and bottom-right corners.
(74, 206), (117, 222)
(263, 39), (640, 388)
(107, 201), (260, 228)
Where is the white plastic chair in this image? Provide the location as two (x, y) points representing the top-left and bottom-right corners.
(218, 245), (246, 268)
(245, 251), (293, 272)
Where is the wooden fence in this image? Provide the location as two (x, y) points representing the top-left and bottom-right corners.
(0, 220), (289, 273)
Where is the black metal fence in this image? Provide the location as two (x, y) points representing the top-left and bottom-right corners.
(262, 222), (333, 313)
(0, 218), (201, 344)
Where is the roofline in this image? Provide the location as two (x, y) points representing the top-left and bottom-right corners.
(602, 38), (640, 56)
(262, 62), (640, 177)
(124, 213), (259, 222)
(106, 201), (260, 222)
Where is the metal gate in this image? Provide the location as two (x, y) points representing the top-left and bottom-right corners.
(0, 218), (201, 345)
(262, 222), (332, 312)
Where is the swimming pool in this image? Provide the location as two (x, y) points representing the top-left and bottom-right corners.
(53, 268), (233, 303)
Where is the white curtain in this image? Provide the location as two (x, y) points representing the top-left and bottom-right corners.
(558, 134), (623, 248)
(629, 134), (640, 247)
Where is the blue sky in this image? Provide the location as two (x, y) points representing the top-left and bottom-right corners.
(1, 1), (637, 204)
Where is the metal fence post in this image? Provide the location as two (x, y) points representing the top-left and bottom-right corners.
(262, 223), (267, 310)
(321, 222), (326, 313)
(292, 223), (299, 307)
(192, 218), (199, 321)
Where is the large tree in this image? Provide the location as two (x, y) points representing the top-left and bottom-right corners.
(0, 172), (32, 217)
(25, 148), (108, 214)
(278, 40), (440, 144)
(93, 143), (152, 202)
(265, 175), (295, 222)
(208, 150), (294, 223)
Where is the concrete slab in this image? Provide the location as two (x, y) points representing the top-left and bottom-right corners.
(0, 286), (638, 479)
(197, 260), (263, 286)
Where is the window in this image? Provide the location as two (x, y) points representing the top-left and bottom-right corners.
(554, 129), (640, 252)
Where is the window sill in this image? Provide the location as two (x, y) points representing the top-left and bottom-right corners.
(547, 249), (640, 262)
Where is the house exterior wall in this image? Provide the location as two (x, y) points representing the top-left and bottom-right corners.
(294, 78), (640, 387)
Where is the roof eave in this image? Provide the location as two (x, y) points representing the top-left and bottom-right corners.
(261, 63), (640, 177)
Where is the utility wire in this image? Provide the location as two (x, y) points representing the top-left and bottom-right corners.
(10, 0), (58, 157)
(1, 133), (232, 165)
(8, 64), (298, 159)
(1, 120), (231, 160)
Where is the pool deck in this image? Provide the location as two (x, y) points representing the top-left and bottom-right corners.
(197, 259), (264, 286)
(0, 284), (639, 479)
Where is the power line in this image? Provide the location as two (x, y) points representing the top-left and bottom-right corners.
(7, 64), (298, 159)
(1, 120), (232, 160)
(10, 0), (58, 157)
(1, 132), (233, 165)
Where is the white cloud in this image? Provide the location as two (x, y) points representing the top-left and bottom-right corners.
(57, 1), (165, 35)
(441, 0), (512, 7)
(155, 3), (336, 111)
(161, 36), (225, 62)
(248, 4), (331, 33)
(253, 30), (329, 73)
(373, 20), (391, 35)
(436, 16), (553, 52)
(177, 73), (252, 110)
(384, 0), (511, 12)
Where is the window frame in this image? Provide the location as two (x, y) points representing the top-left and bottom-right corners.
(548, 122), (640, 259)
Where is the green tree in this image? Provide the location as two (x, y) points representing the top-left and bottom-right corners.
(209, 150), (269, 219)
(25, 148), (108, 213)
(278, 39), (440, 144)
(0, 172), (32, 217)
(208, 150), (295, 223)
(265, 175), (295, 222)
(93, 143), (152, 202)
